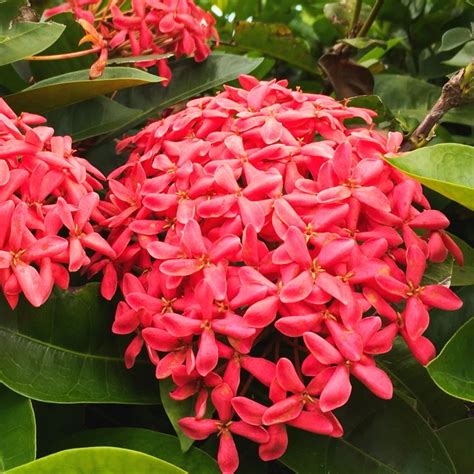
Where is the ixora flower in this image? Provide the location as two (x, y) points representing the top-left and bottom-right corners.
(97, 76), (463, 473)
(44, 0), (219, 82)
(0, 98), (115, 308)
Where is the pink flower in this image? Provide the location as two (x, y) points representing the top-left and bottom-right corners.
(44, 0), (219, 84)
(0, 99), (110, 308)
(98, 77), (463, 473)
(179, 383), (269, 474)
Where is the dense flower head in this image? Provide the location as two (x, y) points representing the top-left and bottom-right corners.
(44, 0), (219, 82)
(0, 98), (115, 308)
(97, 76), (463, 473)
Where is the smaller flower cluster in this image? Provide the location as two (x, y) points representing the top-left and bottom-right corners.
(95, 76), (463, 473)
(44, 0), (219, 82)
(0, 98), (115, 309)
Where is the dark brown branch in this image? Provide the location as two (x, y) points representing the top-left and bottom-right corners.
(400, 64), (473, 152)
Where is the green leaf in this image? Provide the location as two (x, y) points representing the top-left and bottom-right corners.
(438, 27), (472, 52)
(107, 53), (173, 65)
(281, 390), (455, 473)
(5, 447), (185, 474)
(52, 428), (219, 474)
(443, 41), (474, 67)
(423, 258), (453, 287)
(282, 429), (397, 474)
(437, 419), (474, 474)
(346, 95), (398, 127)
(378, 338), (467, 427)
(374, 74), (474, 127)
(358, 37), (404, 64)
(340, 37), (385, 49)
(108, 53), (263, 139)
(426, 286), (474, 352)
(160, 378), (194, 452)
(385, 144), (474, 211)
(0, 21), (65, 67)
(233, 22), (319, 75)
(5, 67), (162, 114)
(450, 234), (474, 286)
(44, 97), (142, 142)
(29, 14), (94, 81)
(0, 385), (36, 470)
(427, 318), (474, 402)
(0, 284), (160, 404)
(0, 64), (27, 93)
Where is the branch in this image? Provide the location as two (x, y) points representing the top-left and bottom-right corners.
(357, 0), (384, 38)
(400, 63), (473, 152)
(349, 0), (363, 36)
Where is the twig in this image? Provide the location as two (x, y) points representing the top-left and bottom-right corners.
(349, 0), (363, 36)
(400, 64), (473, 152)
(357, 0), (384, 38)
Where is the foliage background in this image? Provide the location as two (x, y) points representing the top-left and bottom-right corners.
(0, 0), (473, 472)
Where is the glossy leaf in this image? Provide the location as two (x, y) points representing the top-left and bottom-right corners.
(44, 97), (142, 142)
(5, 67), (161, 113)
(423, 258), (453, 287)
(0, 284), (160, 404)
(378, 338), (467, 427)
(29, 13), (94, 81)
(0, 64), (27, 93)
(282, 390), (455, 473)
(0, 385), (36, 470)
(341, 38), (385, 49)
(233, 21), (319, 74)
(358, 38), (403, 65)
(0, 21), (65, 66)
(426, 286), (474, 352)
(107, 53), (173, 64)
(443, 41), (474, 67)
(346, 95), (397, 127)
(160, 378), (194, 452)
(374, 74), (474, 127)
(5, 447), (185, 474)
(52, 428), (219, 474)
(106, 52), (263, 139)
(438, 27), (472, 52)
(428, 318), (474, 402)
(385, 144), (474, 210)
(450, 234), (474, 287)
(437, 419), (474, 474)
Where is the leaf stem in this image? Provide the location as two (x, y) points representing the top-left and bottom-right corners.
(357, 0), (384, 37)
(400, 64), (473, 151)
(25, 47), (101, 61)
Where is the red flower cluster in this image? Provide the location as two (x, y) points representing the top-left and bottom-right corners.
(0, 98), (115, 309)
(96, 76), (463, 473)
(44, 0), (219, 82)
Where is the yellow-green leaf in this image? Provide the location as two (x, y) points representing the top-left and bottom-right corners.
(385, 144), (474, 210)
(5, 447), (185, 474)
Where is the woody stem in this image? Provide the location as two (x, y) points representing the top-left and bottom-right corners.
(400, 64), (473, 151)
